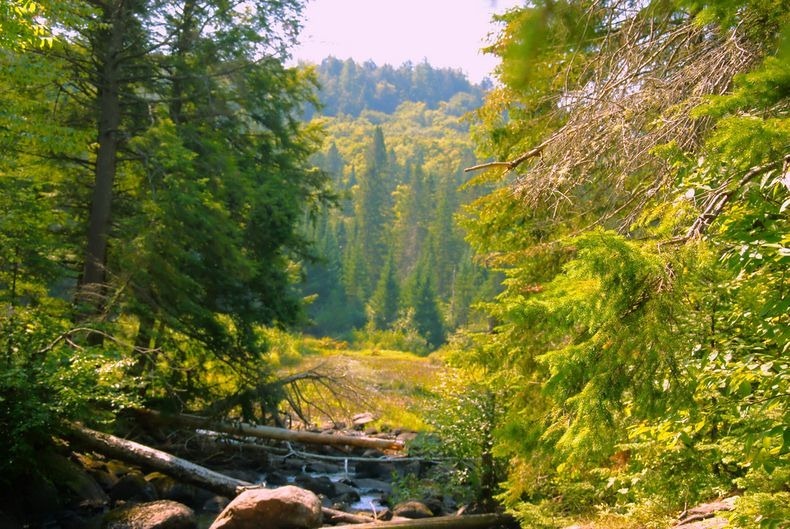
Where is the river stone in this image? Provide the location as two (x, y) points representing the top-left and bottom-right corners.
(294, 475), (336, 497)
(350, 478), (392, 494)
(208, 486), (322, 529)
(331, 481), (360, 504)
(145, 473), (213, 509)
(354, 460), (393, 479)
(393, 500), (434, 519)
(102, 500), (196, 529)
(109, 472), (157, 503)
(39, 452), (109, 508)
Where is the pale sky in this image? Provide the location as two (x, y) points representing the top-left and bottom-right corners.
(291, 0), (523, 83)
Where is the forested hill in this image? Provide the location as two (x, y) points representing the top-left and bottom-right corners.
(302, 57), (489, 118)
(298, 58), (496, 349)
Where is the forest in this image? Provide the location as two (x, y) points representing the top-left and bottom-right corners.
(0, 1), (788, 529)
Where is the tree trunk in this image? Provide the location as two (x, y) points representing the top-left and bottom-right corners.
(137, 409), (405, 451)
(326, 513), (516, 529)
(66, 423), (252, 497)
(76, 0), (126, 331)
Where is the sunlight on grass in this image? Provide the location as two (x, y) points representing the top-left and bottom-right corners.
(276, 334), (443, 431)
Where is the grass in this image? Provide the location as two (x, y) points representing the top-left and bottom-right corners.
(274, 334), (445, 433)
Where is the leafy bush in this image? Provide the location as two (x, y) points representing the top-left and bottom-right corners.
(727, 493), (790, 529)
(0, 309), (138, 482)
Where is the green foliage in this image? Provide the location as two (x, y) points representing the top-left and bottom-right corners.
(301, 77), (492, 347)
(0, 309), (139, 482)
(464, 0), (790, 524)
(0, 0), (336, 483)
(727, 493), (790, 529)
(304, 57), (486, 119)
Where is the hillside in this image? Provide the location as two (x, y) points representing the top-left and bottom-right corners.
(302, 57), (489, 119)
(298, 58), (499, 345)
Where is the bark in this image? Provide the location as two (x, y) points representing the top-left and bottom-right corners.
(77, 0), (126, 327)
(137, 409), (405, 451)
(322, 507), (377, 525)
(66, 423), (253, 498)
(326, 513), (517, 529)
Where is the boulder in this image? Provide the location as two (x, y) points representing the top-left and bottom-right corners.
(393, 500), (434, 519)
(294, 475), (336, 497)
(209, 486), (322, 529)
(331, 481), (360, 505)
(145, 473), (213, 509)
(102, 500), (196, 529)
(264, 471), (289, 486)
(354, 460), (393, 480)
(201, 495), (230, 514)
(109, 472), (157, 503)
(349, 478), (392, 495)
(39, 452), (109, 508)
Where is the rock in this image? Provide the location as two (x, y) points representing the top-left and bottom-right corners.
(209, 486), (322, 529)
(331, 481), (360, 504)
(352, 413), (375, 428)
(145, 473), (212, 509)
(422, 496), (445, 516)
(102, 500), (196, 529)
(393, 500), (434, 519)
(57, 510), (102, 529)
(264, 471), (289, 486)
(674, 496), (737, 529)
(201, 496), (230, 514)
(396, 431), (418, 443)
(39, 452), (109, 508)
(90, 468), (120, 491)
(294, 475), (336, 497)
(675, 518), (729, 529)
(349, 478), (392, 495)
(354, 460), (394, 479)
(217, 469), (261, 484)
(109, 472), (157, 503)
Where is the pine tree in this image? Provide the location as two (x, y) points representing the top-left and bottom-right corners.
(404, 263), (445, 350)
(366, 253), (400, 330)
(345, 126), (392, 297)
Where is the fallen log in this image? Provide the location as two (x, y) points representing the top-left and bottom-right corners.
(322, 507), (378, 524)
(66, 422), (254, 498)
(136, 409), (404, 451)
(327, 513), (517, 529)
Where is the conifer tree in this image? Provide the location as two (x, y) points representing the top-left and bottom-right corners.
(366, 253), (400, 330)
(345, 126), (392, 297)
(404, 262), (445, 350)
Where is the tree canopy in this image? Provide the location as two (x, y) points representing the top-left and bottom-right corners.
(460, 0), (789, 524)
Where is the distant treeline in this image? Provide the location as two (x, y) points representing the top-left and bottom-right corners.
(302, 57), (490, 118)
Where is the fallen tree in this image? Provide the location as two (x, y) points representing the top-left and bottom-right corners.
(135, 409), (404, 451)
(327, 513), (517, 529)
(66, 423), (400, 525)
(66, 422), (253, 498)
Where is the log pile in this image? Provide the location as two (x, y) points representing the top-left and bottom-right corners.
(66, 411), (512, 529)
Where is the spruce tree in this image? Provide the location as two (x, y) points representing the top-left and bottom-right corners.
(366, 253), (400, 330)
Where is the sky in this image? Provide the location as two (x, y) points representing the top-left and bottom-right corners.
(290, 0), (523, 83)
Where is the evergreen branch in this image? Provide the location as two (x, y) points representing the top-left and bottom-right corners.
(668, 154), (789, 244)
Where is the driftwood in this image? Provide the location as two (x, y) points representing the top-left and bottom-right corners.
(66, 422), (254, 497)
(137, 409), (404, 451)
(328, 513), (517, 529)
